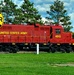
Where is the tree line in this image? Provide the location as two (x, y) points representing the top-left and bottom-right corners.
(0, 0), (72, 31)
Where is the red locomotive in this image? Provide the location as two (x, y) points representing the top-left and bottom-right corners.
(0, 23), (74, 53)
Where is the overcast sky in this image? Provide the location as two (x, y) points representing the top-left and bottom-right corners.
(12, 0), (74, 31)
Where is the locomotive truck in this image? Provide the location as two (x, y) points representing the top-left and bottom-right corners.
(0, 23), (74, 53)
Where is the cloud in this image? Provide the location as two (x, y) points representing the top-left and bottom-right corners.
(33, 0), (53, 4)
(42, 17), (48, 22)
(34, 0), (74, 17)
(70, 13), (74, 18)
(42, 17), (54, 25)
(33, 0), (42, 4)
(12, 0), (23, 7)
(69, 13), (74, 24)
(64, 2), (70, 6)
(12, 0), (17, 4)
(35, 4), (50, 12)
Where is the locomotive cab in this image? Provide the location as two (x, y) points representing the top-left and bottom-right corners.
(49, 25), (73, 53)
(50, 25), (64, 42)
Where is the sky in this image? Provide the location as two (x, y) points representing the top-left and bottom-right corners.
(10, 0), (74, 31)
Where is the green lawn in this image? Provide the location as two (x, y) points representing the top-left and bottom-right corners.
(0, 53), (74, 75)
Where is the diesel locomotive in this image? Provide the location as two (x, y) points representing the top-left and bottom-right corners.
(0, 23), (74, 53)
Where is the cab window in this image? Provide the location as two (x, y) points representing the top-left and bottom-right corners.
(55, 29), (61, 34)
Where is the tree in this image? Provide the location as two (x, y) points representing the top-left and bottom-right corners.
(0, 0), (43, 25)
(17, 0), (43, 24)
(13, 8), (23, 24)
(0, 1), (3, 13)
(46, 0), (72, 32)
(2, 0), (17, 24)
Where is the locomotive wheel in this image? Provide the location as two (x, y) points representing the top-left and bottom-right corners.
(9, 49), (13, 53)
(65, 46), (72, 53)
(8, 46), (16, 53)
(12, 46), (19, 53)
(48, 49), (51, 53)
(48, 47), (51, 53)
(9, 47), (17, 53)
(8, 46), (13, 53)
(60, 48), (65, 53)
(2, 46), (11, 52)
(66, 48), (70, 53)
(51, 47), (56, 53)
(60, 46), (66, 53)
(72, 45), (74, 52)
(0, 45), (3, 52)
(12, 48), (18, 53)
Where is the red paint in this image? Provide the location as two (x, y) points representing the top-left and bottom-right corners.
(0, 24), (73, 44)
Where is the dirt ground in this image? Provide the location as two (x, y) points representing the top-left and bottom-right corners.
(50, 62), (74, 67)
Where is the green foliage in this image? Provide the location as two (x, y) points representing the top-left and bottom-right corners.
(20, 0), (43, 24)
(13, 8), (23, 24)
(1, 0), (17, 24)
(0, 0), (43, 25)
(46, 0), (72, 31)
(0, 1), (3, 13)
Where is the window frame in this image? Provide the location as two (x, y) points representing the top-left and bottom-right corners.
(55, 29), (61, 34)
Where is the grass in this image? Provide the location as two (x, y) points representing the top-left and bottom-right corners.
(0, 53), (74, 75)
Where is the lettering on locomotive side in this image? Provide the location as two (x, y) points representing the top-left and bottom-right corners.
(20, 32), (27, 34)
(55, 35), (61, 38)
(0, 31), (9, 34)
(10, 32), (19, 34)
(0, 32), (28, 35)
